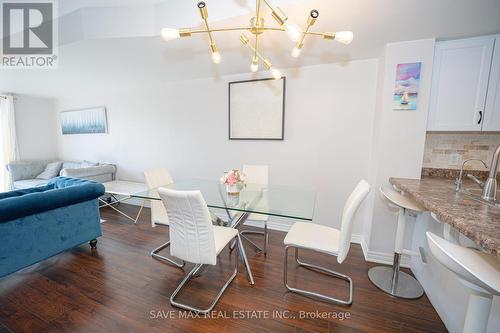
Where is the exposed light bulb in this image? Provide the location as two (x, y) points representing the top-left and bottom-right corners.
(211, 51), (221, 64)
(334, 31), (354, 45)
(270, 67), (282, 80)
(251, 62), (259, 72)
(291, 46), (302, 58)
(161, 28), (180, 41)
(284, 21), (301, 42)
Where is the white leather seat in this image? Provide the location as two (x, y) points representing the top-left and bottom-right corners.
(284, 222), (340, 255)
(213, 226), (239, 255)
(283, 180), (370, 305)
(144, 168), (173, 227)
(158, 187), (254, 314)
(427, 232), (500, 333)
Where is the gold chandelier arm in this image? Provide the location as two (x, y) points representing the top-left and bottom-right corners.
(260, 26), (285, 32)
(201, 14), (214, 44)
(256, 0), (262, 19)
(303, 31), (331, 38)
(240, 34), (269, 67)
(181, 27), (334, 38)
(254, 0), (261, 62)
(293, 11), (316, 53)
(186, 27), (252, 35)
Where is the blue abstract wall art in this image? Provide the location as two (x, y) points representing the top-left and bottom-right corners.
(60, 106), (108, 135)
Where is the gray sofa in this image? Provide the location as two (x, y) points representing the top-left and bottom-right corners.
(6, 160), (116, 190)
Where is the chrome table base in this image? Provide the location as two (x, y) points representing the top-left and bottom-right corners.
(368, 253), (423, 299)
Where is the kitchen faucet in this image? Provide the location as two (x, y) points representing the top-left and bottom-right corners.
(455, 159), (488, 192)
(482, 144), (500, 202)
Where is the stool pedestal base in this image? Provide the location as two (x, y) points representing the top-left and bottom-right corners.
(368, 253), (423, 299)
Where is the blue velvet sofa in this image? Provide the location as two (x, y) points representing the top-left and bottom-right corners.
(0, 177), (105, 277)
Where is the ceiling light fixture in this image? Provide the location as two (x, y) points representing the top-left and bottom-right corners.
(161, 1), (354, 79)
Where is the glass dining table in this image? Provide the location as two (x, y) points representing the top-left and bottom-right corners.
(133, 179), (316, 284)
(134, 178), (316, 223)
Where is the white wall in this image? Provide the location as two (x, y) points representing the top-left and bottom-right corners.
(14, 95), (58, 161)
(55, 60), (378, 234)
(364, 39), (435, 255)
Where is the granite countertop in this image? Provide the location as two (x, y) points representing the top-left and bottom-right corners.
(389, 176), (500, 260)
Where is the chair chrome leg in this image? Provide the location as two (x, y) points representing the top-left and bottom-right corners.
(150, 241), (185, 268)
(170, 238), (239, 314)
(192, 264), (207, 278)
(284, 246), (353, 305)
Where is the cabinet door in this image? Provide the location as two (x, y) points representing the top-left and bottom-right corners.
(483, 36), (500, 131)
(427, 37), (494, 131)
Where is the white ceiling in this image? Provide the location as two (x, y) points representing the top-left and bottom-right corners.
(2, 0), (500, 98)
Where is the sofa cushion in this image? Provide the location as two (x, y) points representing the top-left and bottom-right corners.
(81, 160), (99, 167)
(6, 162), (46, 181)
(36, 161), (63, 180)
(0, 177), (105, 223)
(61, 161), (83, 170)
(13, 178), (49, 189)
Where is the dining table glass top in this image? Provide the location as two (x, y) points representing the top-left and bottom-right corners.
(133, 179), (316, 221)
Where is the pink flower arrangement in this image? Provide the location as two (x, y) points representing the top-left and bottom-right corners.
(220, 169), (246, 186)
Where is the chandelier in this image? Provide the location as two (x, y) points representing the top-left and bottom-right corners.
(161, 0), (353, 80)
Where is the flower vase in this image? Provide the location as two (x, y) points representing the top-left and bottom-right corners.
(226, 184), (240, 195)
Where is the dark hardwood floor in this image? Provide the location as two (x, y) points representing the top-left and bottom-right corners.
(0, 204), (447, 333)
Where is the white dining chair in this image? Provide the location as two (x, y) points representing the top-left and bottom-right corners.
(143, 168), (184, 267)
(283, 180), (370, 305)
(145, 168), (224, 268)
(144, 168), (173, 228)
(237, 165), (270, 254)
(426, 232), (500, 333)
(158, 187), (254, 314)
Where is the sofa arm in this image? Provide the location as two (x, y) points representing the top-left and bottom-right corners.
(60, 165), (116, 179)
(6, 161), (47, 181)
(0, 177), (105, 223)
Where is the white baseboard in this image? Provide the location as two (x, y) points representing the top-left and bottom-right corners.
(115, 201), (408, 268)
(243, 219), (292, 232)
(359, 236), (410, 268)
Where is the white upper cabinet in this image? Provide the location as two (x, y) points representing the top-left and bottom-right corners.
(427, 36), (495, 131)
(483, 36), (500, 131)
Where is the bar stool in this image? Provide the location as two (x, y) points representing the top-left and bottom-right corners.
(430, 212), (477, 249)
(368, 186), (425, 299)
(427, 232), (500, 333)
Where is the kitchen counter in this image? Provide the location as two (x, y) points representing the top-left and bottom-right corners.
(389, 176), (500, 260)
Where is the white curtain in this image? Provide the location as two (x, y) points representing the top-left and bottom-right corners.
(0, 95), (19, 191)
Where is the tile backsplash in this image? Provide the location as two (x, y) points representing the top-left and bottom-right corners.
(423, 133), (500, 170)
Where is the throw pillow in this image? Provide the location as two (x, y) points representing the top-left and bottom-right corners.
(81, 160), (99, 167)
(36, 161), (63, 180)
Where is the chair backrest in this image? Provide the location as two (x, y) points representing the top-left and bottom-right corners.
(144, 168), (173, 189)
(337, 180), (371, 264)
(242, 165), (268, 185)
(157, 187), (217, 265)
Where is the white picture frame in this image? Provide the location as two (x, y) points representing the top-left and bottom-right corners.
(229, 77), (285, 140)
